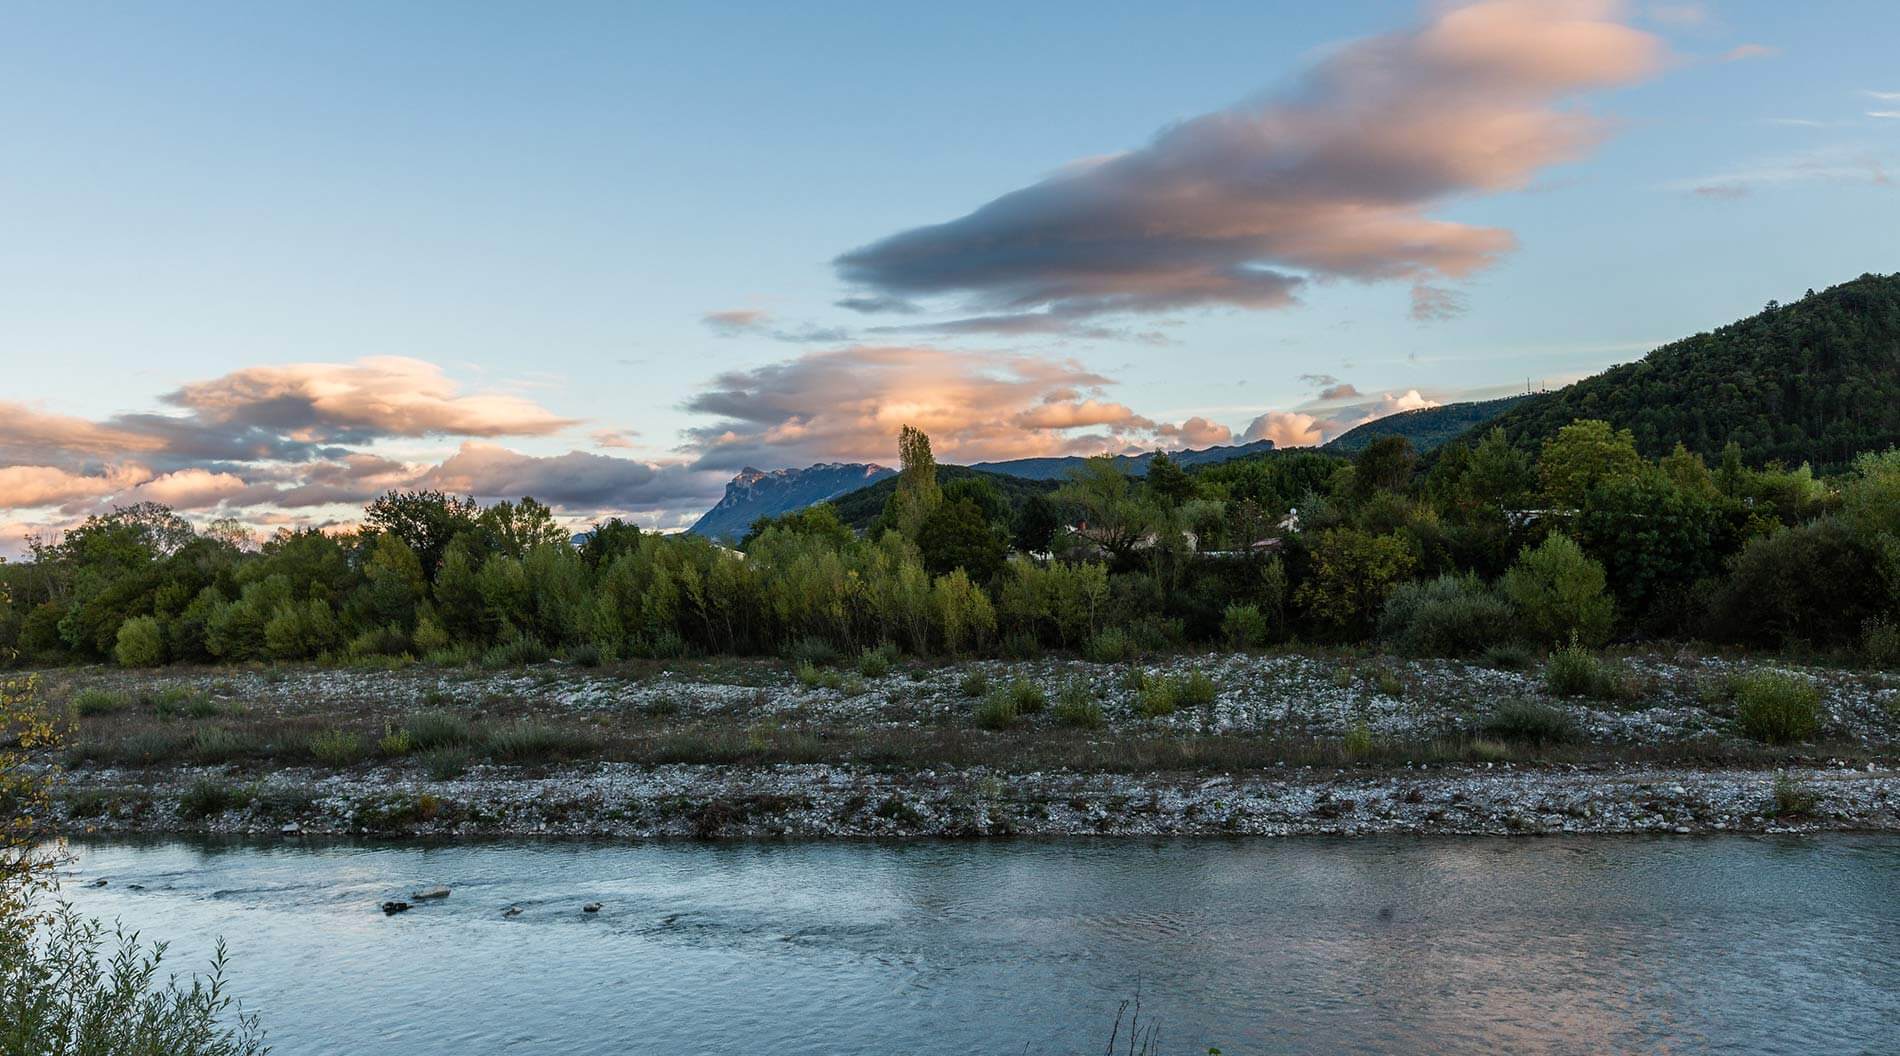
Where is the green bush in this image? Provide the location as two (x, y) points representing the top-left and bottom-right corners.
(1479, 642), (1538, 671)
(1341, 722), (1375, 759)
(189, 727), (255, 764)
(974, 688), (1020, 730)
(70, 689), (128, 717)
(958, 670), (990, 698)
(1862, 616), (1900, 670)
(113, 616), (166, 668)
(346, 623), (411, 658)
(306, 729), (365, 767)
(403, 710), (475, 751)
(565, 642), (605, 668)
(1053, 680), (1104, 728)
(784, 636), (841, 668)
(480, 634), (552, 669)
(1770, 772), (1818, 817)
(1480, 700), (1580, 746)
(1175, 670), (1217, 708)
(1219, 603), (1269, 649)
(378, 726), (414, 756)
(1543, 643), (1637, 701)
(485, 719), (598, 762)
(1378, 574), (1515, 657)
(422, 746), (472, 780)
(1500, 534), (1615, 646)
(1135, 675), (1177, 718)
(1733, 671), (1821, 744)
(1085, 628), (1135, 663)
(1006, 678), (1047, 715)
(857, 643), (898, 678)
(178, 778), (248, 820)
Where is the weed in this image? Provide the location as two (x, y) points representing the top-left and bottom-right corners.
(1086, 628), (1135, 664)
(307, 729), (365, 767)
(974, 688), (1020, 730)
(422, 746), (472, 780)
(1733, 671), (1821, 744)
(1544, 643), (1638, 702)
(485, 720), (599, 762)
(857, 643), (899, 678)
(70, 689), (128, 717)
(178, 779), (249, 820)
(480, 635), (552, 669)
(1480, 699), (1579, 746)
(1135, 677), (1177, 718)
(784, 636), (842, 668)
(1342, 722), (1375, 759)
(1054, 680), (1104, 728)
(1007, 679), (1047, 715)
(1861, 616), (1900, 670)
(404, 710), (476, 751)
(189, 726), (256, 764)
(1770, 772), (1818, 817)
(958, 670), (990, 698)
(1479, 642), (1538, 671)
(378, 726), (414, 757)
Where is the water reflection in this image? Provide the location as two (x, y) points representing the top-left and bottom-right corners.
(57, 836), (1900, 1055)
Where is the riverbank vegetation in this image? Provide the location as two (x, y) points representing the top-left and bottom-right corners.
(3, 416), (1897, 680)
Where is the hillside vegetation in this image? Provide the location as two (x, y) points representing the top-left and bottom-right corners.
(1325, 395), (1529, 454)
(1471, 273), (1900, 467)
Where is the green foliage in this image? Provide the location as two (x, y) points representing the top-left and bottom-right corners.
(112, 615), (165, 668)
(1053, 680), (1104, 728)
(1085, 627), (1135, 663)
(1295, 528), (1417, 636)
(1377, 573), (1514, 657)
(1005, 678), (1047, 715)
(1863, 617), (1900, 669)
(70, 689), (127, 717)
(1706, 517), (1897, 647)
(480, 634), (552, 669)
(1219, 603), (1269, 649)
(1538, 420), (1645, 508)
(856, 643), (898, 678)
(915, 498), (1008, 583)
(973, 687), (1020, 730)
(307, 729), (365, 767)
(1732, 671), (1821, 744)
(179, 778), (248, 820)
(485, 719), (598, 762)
(1174, 670), (1217, 708)
(403, 710), (475, 752)
(1499, 534), (1615, 646)
(1543, 643), (1637, 701)
(1770, 772), (1818, 817)
(1477, 275), (1900, 468)
(887, 424), (943, 539)
(1133, 673), (1177, 718)
(1480, 700), (1580, 746)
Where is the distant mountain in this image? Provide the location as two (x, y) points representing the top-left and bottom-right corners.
(1465, 273), (1900, 467)
(1323, 395), (1531, 454)
(687, 463), (894, 542)
(972, 438), (1278, 481)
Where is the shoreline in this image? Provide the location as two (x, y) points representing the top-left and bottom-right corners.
(53, 761), (1900, 840)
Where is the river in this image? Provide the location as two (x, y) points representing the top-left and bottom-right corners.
(55, 835), (1900, 1055)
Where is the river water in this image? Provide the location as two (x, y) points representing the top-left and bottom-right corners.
(55, 836), (1899, 1055)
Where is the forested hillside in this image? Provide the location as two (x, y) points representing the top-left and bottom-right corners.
(1325, 396), (1529, 454)
(829, 466), (1057, 533)
(1471, 273), (1900, 467)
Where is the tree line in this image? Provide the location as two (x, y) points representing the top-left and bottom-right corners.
(1, 418), (1896, 670)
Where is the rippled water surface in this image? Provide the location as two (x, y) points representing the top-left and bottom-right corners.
(58, 836), (1900, 1055)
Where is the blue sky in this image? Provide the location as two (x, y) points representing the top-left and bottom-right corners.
(1, 1), (1896, 543)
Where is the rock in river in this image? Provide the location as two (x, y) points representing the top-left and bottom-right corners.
(412, 885), (451, 900)
(381, 901), (412, 915)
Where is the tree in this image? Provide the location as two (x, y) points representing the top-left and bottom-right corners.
(113, 615), (165, 667)
(1011, 493), (1061, 553)
(1462, 428), (1536, 509)
(363, 490), (479, 576)
(886, 425), (942, 539)
(578, 518), (642, 569)
(477, 497), (570, 558)
(915, 499), (1008, 583)
(1499, 533), (1615, 646)
(1538, 420), (1647, 508)
(1351, 437), (1416, 500)
(1294, 528), (1416, 636)
(359, 532), (427, 629)
(1144, 453), (1195, 506)
(1055, 458), (1154, 564)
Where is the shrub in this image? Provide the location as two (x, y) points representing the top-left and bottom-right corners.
(403, 710), (475, 751)
(1219, 603), (1270, 649)
(422, 746), (472, 780)
(958, 670), (990, 698)
(422, 644), (479, 667)
(178, 778), (248, 820)
(1770, 772), (1818, 817)
(113, 616), (166, 668)
(480, 635), (552, 669)
(1341, 722), (1375, 759)
(378, 726), (414, 756)
(70, 689), (128, 717)
(307, 729), (365, 767)
(1175, 670), (1217, 708)
(565, 642), (604, 668)
(485, 719), (598, 762)
(1480, 699), (1579, 746)
(1706, 517), (1892, 649)
(784, 636), (842, 668)
(857, 643), (898, 678)
(1085, 628), (1134, 663)
(1295, 528), (1417, 637)
(1001, 631), (1042, 660)
(1372, 668), (1404, 698)
(412, 615), (452, 655)
(1479, 642), (1538, 671)
(1135, 676), (1177, 718)
(1377, 574), (1515, 657)
(189, 727), (255, 764)
(1054, 681), (1104, 728)
(1862, 616), (1900, 670)
(1543, 643), (1637, 701)
(1733, 671), (1821, 744)
(974, 688), (1019, 730)
(796, 662), (848, 691)
(346, 623), (411, 658)
(1500, 534), (1615, 646)
(1006, 679), (1047, 715)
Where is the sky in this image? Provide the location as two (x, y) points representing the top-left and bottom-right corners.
(2, 0), (1897, 551)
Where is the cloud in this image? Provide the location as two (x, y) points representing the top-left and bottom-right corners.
(834, 1), (1664, 325)
(701, 307), (855, 344)
(1721, 43), (1778, 62)
(590, 430), (639, 449)
(1863, 90), (1900, 101)
(1410, 283), (1468, 322)
(1675, 144), (1896, 195)
(1691, 183), (1750, 199)
(1644, 3), (1706, 26)
(681, 344), (1229, 469)
(1241, 389), (1442, 447)
(1871, 111), (1900, 121)
(418, 442), (724, 512)
(0, 465), (146, 508)
(1156, 416), (1236, 448)
(161, 356), (576, 443)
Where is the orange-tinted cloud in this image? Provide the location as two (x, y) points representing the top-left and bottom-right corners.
(836, 1), (1665, 325)
(683, 344), (1229, 469)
